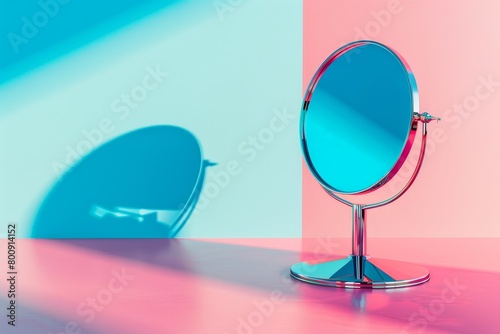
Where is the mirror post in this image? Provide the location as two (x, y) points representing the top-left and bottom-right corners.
(352, 204), (366, 280)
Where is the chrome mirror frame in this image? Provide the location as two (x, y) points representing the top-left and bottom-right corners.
(291, 41), (440, 288)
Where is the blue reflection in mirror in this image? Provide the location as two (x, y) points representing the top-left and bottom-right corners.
(31, 125), (210, 238)
(303, 42), (414, 194)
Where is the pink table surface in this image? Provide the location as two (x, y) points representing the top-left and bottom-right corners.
(1, 238), (499, 334)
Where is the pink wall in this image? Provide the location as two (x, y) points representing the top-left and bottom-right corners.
(303, 0), (500, 238)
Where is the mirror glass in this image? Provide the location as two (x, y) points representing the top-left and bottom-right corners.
(302, 41), (417, 194)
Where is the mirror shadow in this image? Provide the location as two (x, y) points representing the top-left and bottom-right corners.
(31, 125), (209, 238)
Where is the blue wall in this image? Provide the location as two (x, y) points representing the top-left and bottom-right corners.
(0, 0), (302, 238)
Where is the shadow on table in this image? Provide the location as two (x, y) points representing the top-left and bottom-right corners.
(48, 237), (499, 334)
(0, 299), (104, 334)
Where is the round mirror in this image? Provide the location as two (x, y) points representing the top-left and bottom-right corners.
(291, 41), (440, 289)
(302, 41), (417, 194)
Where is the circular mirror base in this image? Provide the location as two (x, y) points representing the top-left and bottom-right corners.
(290, 256), (429, 289)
